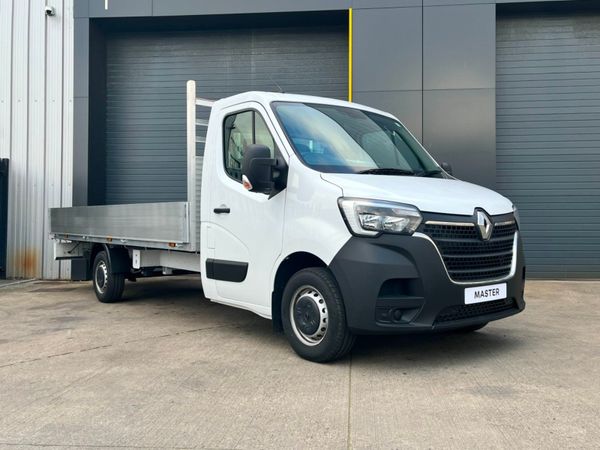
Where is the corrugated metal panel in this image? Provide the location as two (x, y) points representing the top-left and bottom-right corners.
(29, 0), (46, 279)
(104, 26), (347, 204)
(0, 0), (74, 279)
(61, 0), (74, 280)
(10, 0), (30, 278)
(496, 9), (600, 278)
(46, 0), (66, 279)
(0, 0), (12, 278)
(0, 0), (13, 163)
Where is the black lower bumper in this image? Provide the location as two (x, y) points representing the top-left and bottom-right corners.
(328, 233), (526, 334)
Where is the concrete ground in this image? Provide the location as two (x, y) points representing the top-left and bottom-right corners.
(0, 277), (598, 449)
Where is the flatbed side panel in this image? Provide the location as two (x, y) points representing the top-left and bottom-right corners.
(50, 202), (189, 244)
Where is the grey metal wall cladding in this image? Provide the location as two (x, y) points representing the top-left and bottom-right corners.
(105, 26), (348, 205)
(496, 10), (600, 279)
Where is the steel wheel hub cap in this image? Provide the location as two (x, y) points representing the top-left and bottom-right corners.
(290, 286), (329, 346)
(95, 261), (108, 293)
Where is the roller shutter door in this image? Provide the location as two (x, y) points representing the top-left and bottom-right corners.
(105, 25), (347, 205)
(496, 10), (600, 278)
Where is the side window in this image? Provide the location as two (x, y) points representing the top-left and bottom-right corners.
(254, 114), (275, 156)
(224, 111), (253, 182)
(223, 110), (277, 182)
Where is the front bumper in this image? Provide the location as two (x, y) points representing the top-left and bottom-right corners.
(328, 232), (526, 334)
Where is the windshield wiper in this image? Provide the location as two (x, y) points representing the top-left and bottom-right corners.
(416, 169), (443, 177)
(357, 168), (415, 176)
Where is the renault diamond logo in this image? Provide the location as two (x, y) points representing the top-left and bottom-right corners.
(476, 210), (493, 241)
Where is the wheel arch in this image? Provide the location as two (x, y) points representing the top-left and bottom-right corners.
(90, 244), (131, 275)
(271, 251), (327, 332)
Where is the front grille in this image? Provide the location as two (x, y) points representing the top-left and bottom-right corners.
(422, 217), (517, 283)
(435, 298), (517, 323)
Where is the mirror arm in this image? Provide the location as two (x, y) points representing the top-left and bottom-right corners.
(267, 158), (288, 199)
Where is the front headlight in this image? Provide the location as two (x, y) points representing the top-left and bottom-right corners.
(338, 198), (422, 237)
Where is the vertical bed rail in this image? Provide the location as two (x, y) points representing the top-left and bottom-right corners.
(186, 80), (215, 252)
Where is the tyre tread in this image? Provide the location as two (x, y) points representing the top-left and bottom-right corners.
(93, 251), (125, 303)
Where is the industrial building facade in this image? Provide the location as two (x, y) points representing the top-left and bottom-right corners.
(1, 0), (598, 280)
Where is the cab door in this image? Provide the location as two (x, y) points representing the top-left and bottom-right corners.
(207, 103), (287, 315)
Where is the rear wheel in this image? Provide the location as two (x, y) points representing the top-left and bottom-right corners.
(282, 268), (355, 363)
(92, 251), (125, 303)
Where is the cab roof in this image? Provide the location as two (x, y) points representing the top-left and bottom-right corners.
(212, 91), (396, 119)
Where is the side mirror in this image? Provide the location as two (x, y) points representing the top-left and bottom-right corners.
(441, 162), (453, 176)
(242, 144), (287, 196)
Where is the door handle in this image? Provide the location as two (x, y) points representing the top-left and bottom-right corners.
(213, 206), (230, 214)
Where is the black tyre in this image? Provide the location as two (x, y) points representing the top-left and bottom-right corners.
(92, 250), (125, 303)
(282, 267), (355, 363)
(455, 322), (488, 333)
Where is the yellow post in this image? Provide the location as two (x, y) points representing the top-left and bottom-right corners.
(348, 8), (353, 102)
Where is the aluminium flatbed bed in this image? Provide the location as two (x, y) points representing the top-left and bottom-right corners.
(50, 81), (208, 272)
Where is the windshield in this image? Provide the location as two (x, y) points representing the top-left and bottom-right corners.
(272, 102), (441, 175)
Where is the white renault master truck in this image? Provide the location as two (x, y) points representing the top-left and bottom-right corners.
(51, 81), (525, 362)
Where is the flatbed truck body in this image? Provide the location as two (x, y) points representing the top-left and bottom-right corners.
(51, 81), (525, 362)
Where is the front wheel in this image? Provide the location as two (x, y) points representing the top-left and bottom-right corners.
(92, 250), (125, 303)
(282, 268), (355, 363)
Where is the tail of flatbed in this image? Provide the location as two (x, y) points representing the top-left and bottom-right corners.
(50, 80), (212, 254)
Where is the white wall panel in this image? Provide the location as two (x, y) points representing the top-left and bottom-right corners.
(61, 0), (74, 280)
(0, 0), (74, 279)
(0, 0), (13, 161)
(29, 0), (47, 278)
(10, 0), (29, 278)
(46, 0), (66, 279)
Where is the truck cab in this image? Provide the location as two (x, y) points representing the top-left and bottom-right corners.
(51, 83), (525, 362)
